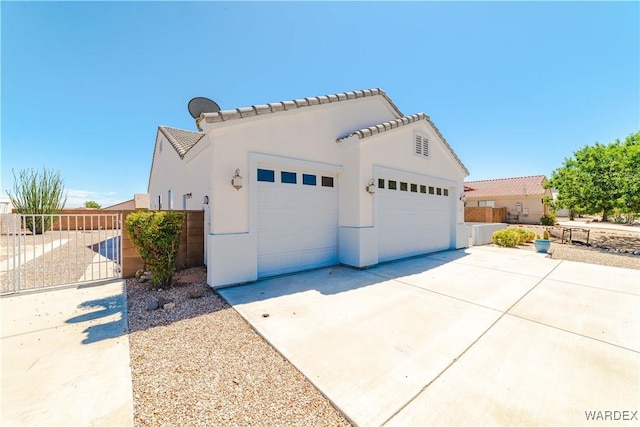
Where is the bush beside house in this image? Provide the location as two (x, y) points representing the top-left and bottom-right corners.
(125, 211), (185, 289)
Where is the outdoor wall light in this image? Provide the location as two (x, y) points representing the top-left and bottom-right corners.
(184, 193), (192, 199)
(231, 169), (243, 190)
(460, 193), (467, 202)
(366, 178), (376, 194)
(203, 195), (209, 205)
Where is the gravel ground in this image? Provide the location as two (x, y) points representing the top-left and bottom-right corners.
(127, 229), (639, 426)
(505, 224), (640, 270)
(545, 242), (640, 270)
(127, 267), (351, 427)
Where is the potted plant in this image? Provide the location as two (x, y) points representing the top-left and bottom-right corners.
(534, 230), (551, 253)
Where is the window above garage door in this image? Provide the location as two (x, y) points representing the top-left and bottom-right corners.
(377, 177), (449, 198)
(257, 168), (335, 188)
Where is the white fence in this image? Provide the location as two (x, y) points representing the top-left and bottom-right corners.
(0, 213), (122, 294)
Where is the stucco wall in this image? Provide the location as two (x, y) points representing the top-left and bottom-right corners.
(147, 133), (211, 212)
(206, 96), (397, 234)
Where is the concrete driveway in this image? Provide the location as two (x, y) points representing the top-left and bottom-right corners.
(1, 281), (133, 427)
(219, 245), (640, 426)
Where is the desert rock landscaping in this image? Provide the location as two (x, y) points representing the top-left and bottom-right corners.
(127, 267), (350, 427)
(505, 224), (640, 270)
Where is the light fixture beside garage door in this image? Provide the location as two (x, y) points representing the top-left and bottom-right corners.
(366, 178), (376, 194)
(231, 169), (243, 190)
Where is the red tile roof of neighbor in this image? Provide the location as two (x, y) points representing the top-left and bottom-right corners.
(464, 175), (548, 199)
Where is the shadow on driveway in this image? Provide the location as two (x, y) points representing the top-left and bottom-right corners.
(66, 294), (126, 344)
(219, 249), (470, 305)
(217, 246), (640, 426)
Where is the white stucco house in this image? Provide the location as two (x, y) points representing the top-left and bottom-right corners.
(148, 88), (469, 288)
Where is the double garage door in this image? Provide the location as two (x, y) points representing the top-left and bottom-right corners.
(257, 166), (338, 278)
(257, 167), (453, 278)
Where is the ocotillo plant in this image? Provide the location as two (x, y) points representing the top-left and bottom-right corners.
(6, 167), (68, 234)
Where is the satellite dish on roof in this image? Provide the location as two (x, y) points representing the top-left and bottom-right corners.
(188, 97), (221, 119)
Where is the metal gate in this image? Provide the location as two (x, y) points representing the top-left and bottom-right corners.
(0, 213), (122, 295)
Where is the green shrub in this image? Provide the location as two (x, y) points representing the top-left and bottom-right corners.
(492, 229), (521, 247)
(527, 230), (536, 243)
(512, 228), (526, 244)
(543, 230), (550, 240)
(540, 213), (557, 226)
(510, 228), (536, 244)
(125, 211), (184, 289)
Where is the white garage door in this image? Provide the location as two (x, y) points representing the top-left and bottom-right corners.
(257, 167), (338, 278)
(377, 178), (452, 262)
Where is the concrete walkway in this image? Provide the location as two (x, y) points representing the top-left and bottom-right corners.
(219, 246), (640, 426)
(1, 281), (133, 427)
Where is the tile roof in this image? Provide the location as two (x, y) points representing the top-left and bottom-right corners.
(464, 175), (548, 199)
(336, 112), (427, 142)
(336, 112), (470, 175)
(198, 88), (403, 126)
(158, 126), (206, 159)
(157, 89), (469, 176)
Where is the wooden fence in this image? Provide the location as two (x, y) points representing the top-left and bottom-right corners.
(464, 206), (506, 223)
(492, 207), (506, 223)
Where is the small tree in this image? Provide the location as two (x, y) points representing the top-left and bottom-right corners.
(84, 201), (101, 209)
(548, 132), (640, 222)
(6, 167), (67, 234)
(125, 211), (184, 289)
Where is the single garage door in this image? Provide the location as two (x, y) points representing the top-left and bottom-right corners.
(257, 167), (338, 278)
(377, 177), (452, 262)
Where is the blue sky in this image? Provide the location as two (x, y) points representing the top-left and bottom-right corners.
(2, 1), (638, 208)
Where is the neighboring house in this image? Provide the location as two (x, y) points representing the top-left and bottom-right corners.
(103, 194), (150, 211)
(148, 88), (470, 288)
(464, 175), (552, 224)
(103, 200), (134, 210)
(0, 197), (16, 235)
(0, 198), (12, 214)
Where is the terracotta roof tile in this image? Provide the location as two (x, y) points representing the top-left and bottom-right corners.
(464, 175), (547, 199)
(158, 126), (205, 159)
